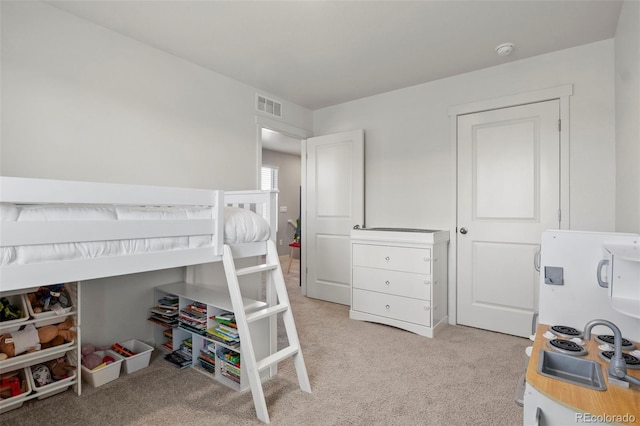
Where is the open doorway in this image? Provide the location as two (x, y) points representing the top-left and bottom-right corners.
(259, 127), (303, 264)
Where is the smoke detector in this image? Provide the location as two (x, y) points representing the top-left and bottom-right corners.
(495, 43), (514, 56)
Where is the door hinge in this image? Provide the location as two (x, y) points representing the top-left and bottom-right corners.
(558, 119), (561, 132)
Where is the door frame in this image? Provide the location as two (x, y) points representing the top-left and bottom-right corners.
(255, 115), (313, 293)
(446, 84), (573, 326)
(255, 115), (312, 189)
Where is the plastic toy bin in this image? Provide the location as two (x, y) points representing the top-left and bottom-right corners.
(81, 350), (123, 388)
(117, 339), (154, 374)
(27, 360), (77, 400)
(26, 284), (74, 326)
(0, 294), (29, 332)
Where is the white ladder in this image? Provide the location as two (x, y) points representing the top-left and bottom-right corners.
(222, 240), (311, 424)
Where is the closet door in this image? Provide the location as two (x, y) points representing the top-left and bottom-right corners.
(456, 100), (560, 337)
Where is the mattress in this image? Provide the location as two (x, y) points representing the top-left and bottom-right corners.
(0, 203), (270, 267)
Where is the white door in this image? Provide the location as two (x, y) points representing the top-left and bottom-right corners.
(457, 100), (560, 337)
(303, 130), (364, 305)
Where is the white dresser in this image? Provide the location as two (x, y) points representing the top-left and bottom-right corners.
(350, 228), (449, 338)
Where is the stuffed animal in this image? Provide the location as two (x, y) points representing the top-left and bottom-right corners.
(0, 316), (76, 360)
(81, 343), (108, 370)
(46, 357), (76, 381)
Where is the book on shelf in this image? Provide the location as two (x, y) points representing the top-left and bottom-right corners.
(206, 328), (240, 347)
(147, 316), (177, 328)
(198, 359), (216, 374)
(158, 294), (179, 309)
(213, 312), (237, 327)
(216, 346), (240, 367)
(217, 324), (239, 335)
(164, 350), (192, 369)
(179, 323), (207, 335)
(150, 306), (179, 317)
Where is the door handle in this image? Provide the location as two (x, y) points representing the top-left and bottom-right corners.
(459, 227), (468, 235)
(597, 259), (609, 288)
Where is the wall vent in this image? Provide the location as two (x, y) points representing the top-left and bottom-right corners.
(256, 94), (282, 118)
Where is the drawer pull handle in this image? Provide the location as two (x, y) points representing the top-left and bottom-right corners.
(385, 280), (390, 286)
(385, 256), (390, 262)
(424, 257), (430, 262)
(425, 280), (430, 285)
(385, 304), (390, 310)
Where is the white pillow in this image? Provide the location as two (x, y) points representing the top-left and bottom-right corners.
(223, 207), (271, 244)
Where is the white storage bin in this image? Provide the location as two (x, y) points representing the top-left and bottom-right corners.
(26, 284), (74, 326)
(80, 350), (123, 388)
(116, 339), (154, 374)
(0, 368), (32, 414)
(0, 294), (29, 332)
(27, 358), (77, 400)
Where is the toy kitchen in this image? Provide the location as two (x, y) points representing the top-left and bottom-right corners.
(521, 230), (640, 425)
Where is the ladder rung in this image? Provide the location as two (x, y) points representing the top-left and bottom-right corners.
(235, 263), (278, 276)
(245, 304), (289, 323)
(256, 345), (299, 372)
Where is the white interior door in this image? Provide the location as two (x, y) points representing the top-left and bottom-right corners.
(457, 100), (560, 337)
(303, 130), (364, 305)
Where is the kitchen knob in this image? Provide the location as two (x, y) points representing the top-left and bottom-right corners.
(385, 304), (390, 310)
(385, 280), (390, 286)
(385, 256), (390, 261)
(460, 227), (468, 235)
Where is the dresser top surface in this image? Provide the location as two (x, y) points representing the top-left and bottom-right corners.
(351, 228), (449, 244)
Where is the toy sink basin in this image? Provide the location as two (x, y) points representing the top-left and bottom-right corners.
(537, 350), (606, 391)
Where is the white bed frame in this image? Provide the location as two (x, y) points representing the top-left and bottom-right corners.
(0, 176), (278, 293)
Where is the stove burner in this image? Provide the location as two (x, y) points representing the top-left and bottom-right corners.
(599, 351), (640, 370)
(595, 335), (637, 350)
(550, 325), (583, 339)
(547, 339), (588, 356)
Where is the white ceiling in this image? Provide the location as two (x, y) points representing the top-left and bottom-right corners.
(48, 0), (623, 111)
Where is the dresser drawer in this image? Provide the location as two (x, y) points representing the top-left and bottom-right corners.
(352, 266), (431, 300)
(352, 289), (431, 326)
(352, 244), (431, 274)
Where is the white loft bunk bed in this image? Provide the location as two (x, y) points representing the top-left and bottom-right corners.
(0, 176), (309, 423)
(0, 176), (276, 290)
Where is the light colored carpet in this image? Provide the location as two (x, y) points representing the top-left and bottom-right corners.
(1, 257), (529, 425)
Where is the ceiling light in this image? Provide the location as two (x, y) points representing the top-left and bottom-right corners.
(495, 43), (514, 56)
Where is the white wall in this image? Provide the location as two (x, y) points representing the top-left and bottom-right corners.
(0, 1), (312, 190)
(615, 0), (640, 233)
(313, 40), (616, 233)
(0, 1), (312, 344)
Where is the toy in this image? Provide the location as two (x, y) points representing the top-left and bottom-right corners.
(0, 370), (25, 398)
(0, 316), (76, 360)
(46, 357), (76, 381)
(0, 297), (23, 322)
(27, 284), (72, 314)
(81, 343), (111, 370)
(0, 377), (21, 397)
(31, 364), (52, 387)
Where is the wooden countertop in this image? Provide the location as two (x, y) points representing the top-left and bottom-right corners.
(527, 324), (640, 424)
